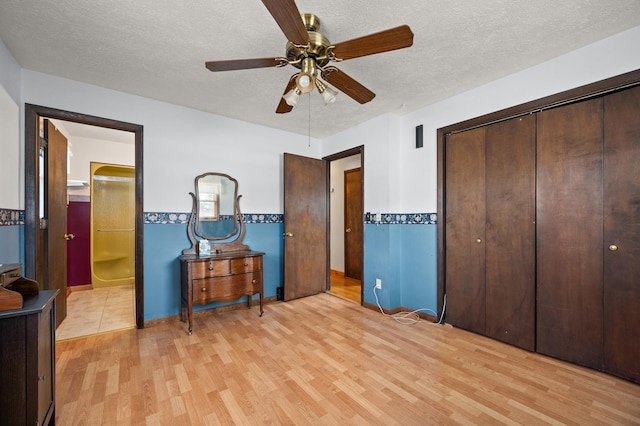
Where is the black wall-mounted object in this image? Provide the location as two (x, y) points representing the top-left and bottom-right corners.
(416, 124), (424, 148)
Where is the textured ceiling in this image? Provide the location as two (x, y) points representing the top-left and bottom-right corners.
(1, 0), (639, 138)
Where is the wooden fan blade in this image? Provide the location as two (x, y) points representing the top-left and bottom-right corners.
(261, 0), (309, 46)
(332, 25), (414, 60)
(205, 57), (283, 72)
(276, 77), (297, 114)
(321, 67), (375, 104)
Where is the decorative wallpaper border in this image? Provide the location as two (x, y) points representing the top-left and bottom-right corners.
(0, 209), (23, 226)
(143, 212), (436, 225)
(144, 213), (284, 224)
(364, 213), (437, 225)
(2, 210), (436, 226)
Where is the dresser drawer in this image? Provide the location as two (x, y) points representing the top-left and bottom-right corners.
(191, 259), (230, 279)
(230, 256), (262, 274)
(193, 273), (260, 305)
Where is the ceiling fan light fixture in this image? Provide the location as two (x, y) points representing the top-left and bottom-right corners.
(315, 79), (338, 105)
(296, 73), (314, 93)
(295, 57), (317, 93)
(283, 87), (301, 107)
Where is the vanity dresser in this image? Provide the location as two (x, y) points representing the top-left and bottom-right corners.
(179, 172), (264, 334)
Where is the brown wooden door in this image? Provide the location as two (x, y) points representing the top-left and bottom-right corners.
(484, 115), (536, 351)
(444, 127), (486, 334)
(344, 167), (362, 280)
(536, 99), (604, 369)
(44, 119), (68, 326)
(603, 85), (640, 382)
(283, 153), (328, 300)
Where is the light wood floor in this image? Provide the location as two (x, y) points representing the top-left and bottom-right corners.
(55, 293), (640, 425)
(329, 270), (361, 303)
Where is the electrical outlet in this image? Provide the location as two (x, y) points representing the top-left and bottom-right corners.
(375, 278), (382, 289)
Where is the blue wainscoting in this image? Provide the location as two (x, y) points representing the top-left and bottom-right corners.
(0, 208), (23, 264)
(7, 208), (437, 322)
(363, 220), (438, 316)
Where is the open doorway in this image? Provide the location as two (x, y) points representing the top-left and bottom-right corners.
(55, 121), (136, 339)
(324, 147), (364, 304)
(24, 104), (144, 330)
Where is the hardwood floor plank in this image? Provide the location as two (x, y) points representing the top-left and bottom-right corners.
(55, 293), (640, 424)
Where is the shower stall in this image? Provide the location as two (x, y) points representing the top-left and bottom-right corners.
(90, 162), (135, 288)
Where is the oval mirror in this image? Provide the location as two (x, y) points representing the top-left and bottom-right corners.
(194, 172), (239, 240)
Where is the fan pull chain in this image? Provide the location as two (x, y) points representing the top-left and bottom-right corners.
(308, 92), (311, 147)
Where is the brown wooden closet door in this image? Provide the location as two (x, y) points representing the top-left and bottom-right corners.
(485, 116), (536, 351)
(536, 99), (604, 369)
(445, 128), (486, 333)
(603, 85), (640, 383)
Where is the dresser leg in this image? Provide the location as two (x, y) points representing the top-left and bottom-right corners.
(259, 292), (264, 316)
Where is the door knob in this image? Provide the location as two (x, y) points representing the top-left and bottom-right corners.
(346, 228), (352, 233)
(64, 233), (75, 240)
(283, 232), (294, 237)
(609, 244), (618, 251)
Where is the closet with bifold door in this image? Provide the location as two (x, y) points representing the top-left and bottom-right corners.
(440, 75), (640, 384)
(445, 115), (536, 351)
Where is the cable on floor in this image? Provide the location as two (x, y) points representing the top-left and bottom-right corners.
(373, 285), (446, 325)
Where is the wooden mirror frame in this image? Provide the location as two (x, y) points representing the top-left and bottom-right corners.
(182, 172), (249, 255)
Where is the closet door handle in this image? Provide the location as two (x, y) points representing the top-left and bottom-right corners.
(284, 232), (294, 237)
(609, 244), (618, 251)
(64, 233), (75, 240)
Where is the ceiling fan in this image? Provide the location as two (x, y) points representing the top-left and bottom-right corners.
(205, 0), (414, 114)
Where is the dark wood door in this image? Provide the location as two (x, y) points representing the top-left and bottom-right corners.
(536, 99), (604, 369)
(344, 167), (362, 280)
(484, 115), (536, 351)
(603, 85), (640, 383)
(444, 127), (486, 334)
(283, 153), (328, 300)
(44, 120), (68, 326)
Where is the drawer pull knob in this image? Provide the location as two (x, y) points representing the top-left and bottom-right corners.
(252, 279), (256, 284)
(244, 262), (249, 266)
(609, 244), (618, 251)
(38, 375), (46, 381)
(201, 287), (207, 292)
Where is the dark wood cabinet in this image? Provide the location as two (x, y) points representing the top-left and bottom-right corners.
(0, 290), (58, 425)
(180, 251), (264, 334)
(441, 81), (640, 384)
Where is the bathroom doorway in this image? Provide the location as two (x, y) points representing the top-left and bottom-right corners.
(24, 104), (144, 332)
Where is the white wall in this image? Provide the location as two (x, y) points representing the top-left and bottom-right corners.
(323, 25), (640, 214)
(0, 38), (22, 210)
(0, 85), (19, 209)
(323, 114), (401, 214)
(20, 70), (322, 213)
(0, 38), (21, 104)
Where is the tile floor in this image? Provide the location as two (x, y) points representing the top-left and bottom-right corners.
(56, 284), (135, 341)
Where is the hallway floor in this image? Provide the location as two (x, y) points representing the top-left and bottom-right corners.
(329, 271), (361, 303)
(56, 284), (135, 341)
